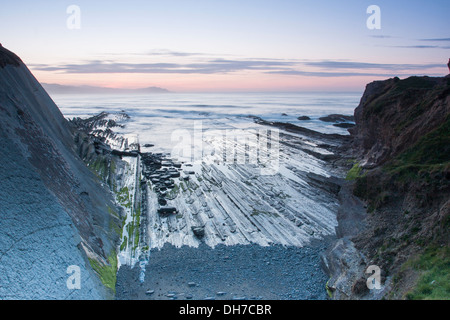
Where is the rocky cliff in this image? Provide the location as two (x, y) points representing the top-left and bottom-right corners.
(0, 45), (122, 299)
(350, 76), (450, 168)
(323, 75), (450, 300)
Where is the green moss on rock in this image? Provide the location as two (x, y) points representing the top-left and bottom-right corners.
(89, 252), (118, 293)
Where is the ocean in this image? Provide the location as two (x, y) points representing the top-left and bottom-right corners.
(52, 92), (361, 155)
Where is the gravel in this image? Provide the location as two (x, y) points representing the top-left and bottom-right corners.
(116, 238), (333, 300)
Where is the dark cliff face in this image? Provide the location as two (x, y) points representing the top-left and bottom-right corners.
(331, 76), (450, 300)
(0, 46), (121, 299)
(0, 44), (22, 67)
(350, 76), (450, 168)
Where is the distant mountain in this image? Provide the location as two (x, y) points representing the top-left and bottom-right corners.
(42, 83), (170, 94)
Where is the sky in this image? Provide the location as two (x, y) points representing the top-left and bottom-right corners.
(0, 0), (449, 92)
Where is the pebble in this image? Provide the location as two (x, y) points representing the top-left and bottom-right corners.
(116, 242), (330, 300)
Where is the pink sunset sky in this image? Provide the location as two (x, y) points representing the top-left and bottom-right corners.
(1, 0), (449, 92)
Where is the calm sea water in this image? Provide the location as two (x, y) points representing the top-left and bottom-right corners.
(51, 92), (361, 153)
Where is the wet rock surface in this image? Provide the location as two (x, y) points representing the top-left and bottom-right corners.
(319, 114), (355, 123)
(333, 123), (355, 129)
(116, 240), (332, 300)
(140, 152), (188, 217)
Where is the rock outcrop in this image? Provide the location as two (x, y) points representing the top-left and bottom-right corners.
(0, 46), (122, 299)
(319, 114), (355, 123)
(324, 76), (450, 300)
(350, 76), (450, 168)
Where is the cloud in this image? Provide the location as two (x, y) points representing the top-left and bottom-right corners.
(418, 37), (450, 42)
(267, 59), (444, 78)
(369, 35), (450, 49)
(390, 45), (440, 49)
(31, 59), (296, 74)
(368, 35), (395, 39)
(145, 49), (208, 57)
(381, 43), (449, 50)
(302, 60), (442, 71)
(266, 70), (398, 77)
(30, 57), (443, 78)
(102, 49), (230, 58)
